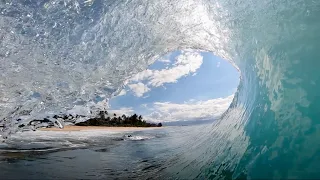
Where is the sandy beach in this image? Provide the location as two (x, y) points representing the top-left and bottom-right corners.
(40, 125), (162, 132)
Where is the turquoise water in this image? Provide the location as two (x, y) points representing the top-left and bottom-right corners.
(1, 0), (320, 179)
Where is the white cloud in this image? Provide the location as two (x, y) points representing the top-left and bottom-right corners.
(128, 82), (151, 97)
(117, 89), (126, 96)
(217, 61), (221, 68)
(158, 59), (171, 63)
(108, 107), (134, 116)
(145, 95), (234, 122)
(149, 51), (203, 87)
(127, 51), (203, 97)
(129, 69), (154, 82)
(147, 52), (203, 87)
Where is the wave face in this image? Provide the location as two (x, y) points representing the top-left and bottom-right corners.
(1, 0), (320, 178)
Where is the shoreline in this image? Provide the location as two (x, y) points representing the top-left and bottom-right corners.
(40, 125), (162, 132)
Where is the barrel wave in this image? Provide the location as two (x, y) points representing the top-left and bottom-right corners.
(1, 0), (320, 179)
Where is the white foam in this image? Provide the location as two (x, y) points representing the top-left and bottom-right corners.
(126, 135), (155, 141)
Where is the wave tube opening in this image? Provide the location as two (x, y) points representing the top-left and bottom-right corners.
(107, 49), (239, 127)
(1, 0), (320, 179)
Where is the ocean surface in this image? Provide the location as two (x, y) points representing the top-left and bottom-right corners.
(1, 0), (320, 179)
(0, 125), (211, 179)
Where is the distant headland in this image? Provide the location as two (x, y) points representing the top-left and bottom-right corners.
(18, 111), (162, 132)
(75, 111), (162, 127)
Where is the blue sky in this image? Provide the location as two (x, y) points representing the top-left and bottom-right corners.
(108, 50), (239, 123)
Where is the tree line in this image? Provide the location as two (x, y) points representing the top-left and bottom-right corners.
(75, 111), (162, 127)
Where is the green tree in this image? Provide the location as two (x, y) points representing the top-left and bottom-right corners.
(131, 114), (138, 124)
(74, 111), (162, 128)
(99, 111), (105, 120)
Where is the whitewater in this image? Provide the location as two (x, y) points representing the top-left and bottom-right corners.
(1, 0), (320, 179)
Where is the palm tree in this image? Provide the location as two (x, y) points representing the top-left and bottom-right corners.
(131, 114), (138, 125)
(117, 116), (122, 124)
(122, 115), (127, 124)
(74, 110), (161, 127)
(99, 111), (105, 120)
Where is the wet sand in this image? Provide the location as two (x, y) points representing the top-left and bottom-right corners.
(40, 125), (162, 132)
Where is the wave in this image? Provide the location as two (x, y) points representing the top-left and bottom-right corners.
(1, 0), (320, 179)
(124, 135), (156, 141)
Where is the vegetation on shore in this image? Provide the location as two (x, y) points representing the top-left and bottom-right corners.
(16, 111), (162, 131)
(75, 111), (162, 127)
